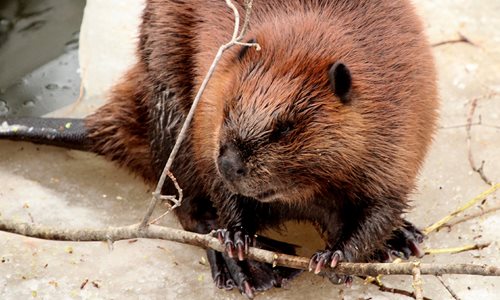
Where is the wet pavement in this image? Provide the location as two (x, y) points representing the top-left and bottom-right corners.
(1, 0), (499, 299)
(0, 0), (85, 118)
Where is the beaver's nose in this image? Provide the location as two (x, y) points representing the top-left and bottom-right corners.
(217, 145), (247, 182)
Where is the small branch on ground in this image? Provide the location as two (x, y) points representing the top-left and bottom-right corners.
(424, 242), (490, 255)
(432, 32), (477, 47)
(362, 275), (431, 300)
(1, 219), (499, 277)
(436, 276), (461, 300)
(439, 122), (500, 130)
(439, 121), (482, 130)
(412, 262), (424, 300)
(423, 183), (500, 235)
(466, 96), (493, 185)
(445, 204), (500, 228)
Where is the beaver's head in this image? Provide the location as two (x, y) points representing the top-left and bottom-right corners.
(206, 30), (367, 204)
(190, 12), (436, 204)
(194, 19), (374, 202)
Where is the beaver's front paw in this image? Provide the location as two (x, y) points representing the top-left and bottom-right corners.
(386, 220), (425, 259)
(216, 227), (253, 261)
(309, 249), (354, 285)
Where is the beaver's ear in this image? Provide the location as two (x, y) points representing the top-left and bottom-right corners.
(238, 38), (257, 61)
(328, 62), (352, 104)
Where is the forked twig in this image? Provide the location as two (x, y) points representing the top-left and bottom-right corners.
(139, 0), (259, 228)
(445, 204), (500, 228)
(423, 183), (500, 235)
(466, 97), (493, 185)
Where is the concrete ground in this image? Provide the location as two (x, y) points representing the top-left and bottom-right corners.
(1, 0), (499, 299)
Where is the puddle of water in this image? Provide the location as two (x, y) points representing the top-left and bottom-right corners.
(0, 0), (86, 117)
(0, 48), (81, 117)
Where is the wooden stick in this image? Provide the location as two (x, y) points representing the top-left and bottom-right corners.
(1, 219), (499, 277)
(412, 262), (424, 300)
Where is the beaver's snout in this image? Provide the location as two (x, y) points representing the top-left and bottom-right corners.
(217, 144), (247, 184)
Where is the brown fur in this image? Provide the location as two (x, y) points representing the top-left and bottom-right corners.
(86, 0), (437, 275)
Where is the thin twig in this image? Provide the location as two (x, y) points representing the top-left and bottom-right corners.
(1, 219), (499, 277)
(363, 268), (432, 300)
(445, 204), (500, 228)
(436, 276), (461, 300)
(424, 242), (490, 255)
(423, 183), (500, 235)
(466, 97), (493, 185)
(439, 121), (482, 130)
(362, 276), (431, 300)
(237, 0), (253, 39)
(432, 32), (476, 47)
(148, 170), (183, 225)
(412, 262), (424, 300)
(139, 0), (258, 228)
(440, 123), (500, 130)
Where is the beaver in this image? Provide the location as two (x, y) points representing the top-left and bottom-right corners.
(1, 0), (437, 297)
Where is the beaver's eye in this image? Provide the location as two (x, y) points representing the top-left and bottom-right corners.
(269, 121), (293, 142)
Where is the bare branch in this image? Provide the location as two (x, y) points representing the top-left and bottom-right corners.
(423, 183), (500, 234)
(225, 0), (241, 40)
(466, 97), (493, 185)
(424, 242), (490, 255)
(139, 0), (258, 228)
(437, 276), (461, 300)
(432, 32), (477, 47)
(364, 276), (431, 300)
(148, 170), (183, 225)
(362, 270), (431, 300)
(412, 262), (424, 300)
(1, 219), (499, 277)
(445, 204), (500, 228)
(237, 0), (254, 39)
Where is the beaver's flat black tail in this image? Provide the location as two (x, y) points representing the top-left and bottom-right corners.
(0, 117), (90, 151)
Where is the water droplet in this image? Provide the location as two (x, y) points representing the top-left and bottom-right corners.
(45, 83), (59, 90)
(23, 100), (35, 107)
